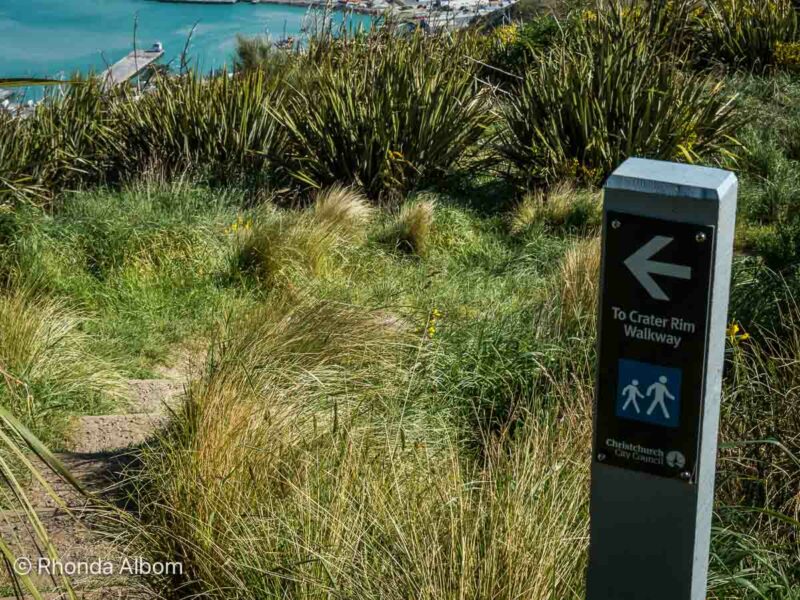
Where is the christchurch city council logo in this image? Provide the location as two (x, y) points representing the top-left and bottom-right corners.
(666, 450), (686, 469)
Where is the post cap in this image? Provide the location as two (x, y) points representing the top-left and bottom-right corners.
(605, 158), (737, 202)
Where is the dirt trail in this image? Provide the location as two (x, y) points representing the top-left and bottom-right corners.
(0, 376), (185, 600)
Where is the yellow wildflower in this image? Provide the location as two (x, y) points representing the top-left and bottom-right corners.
(495, 24), (519, 45)
(727, 322), (750, 345)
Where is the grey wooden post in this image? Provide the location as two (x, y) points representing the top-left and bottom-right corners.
(587, 158), (737, 600)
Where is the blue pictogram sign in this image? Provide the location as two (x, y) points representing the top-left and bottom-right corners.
(616, 359), (682, 428)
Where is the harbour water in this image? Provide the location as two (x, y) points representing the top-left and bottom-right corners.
(0, 0), (372, 79)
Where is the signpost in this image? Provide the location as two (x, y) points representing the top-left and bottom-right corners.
(587, 158), (737, 600)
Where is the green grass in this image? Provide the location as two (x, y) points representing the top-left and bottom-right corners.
(109, 172), (796, 599)
(725, 72), (800, 273)
(0, 165), (797, 598)
(1, 183), (255, 376)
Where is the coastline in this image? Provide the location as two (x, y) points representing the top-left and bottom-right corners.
(158, 0), (385, 15)
(154, 0), (510, 19)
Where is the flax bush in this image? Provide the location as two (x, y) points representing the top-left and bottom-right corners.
(0, 71), (289, 203)
(496, 2), (742, 187)
(698, 0), (799, 71)
(276, 28), (493, 201)
(116, 69), (289, 183)
(0, 80), (122, 204)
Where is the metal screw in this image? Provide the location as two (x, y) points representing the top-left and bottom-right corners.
(680, 471), (692, 481)
(611, 220), (621, 230)
(695, 232), (707, 243)
(597, 452), (607, 462)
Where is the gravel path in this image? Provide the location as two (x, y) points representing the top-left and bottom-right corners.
(0, 377), (185, 600)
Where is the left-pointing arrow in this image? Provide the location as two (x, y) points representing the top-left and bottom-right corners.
(624, 236), (691, 301)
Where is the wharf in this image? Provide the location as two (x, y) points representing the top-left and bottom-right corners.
(101, 49), (164, 91)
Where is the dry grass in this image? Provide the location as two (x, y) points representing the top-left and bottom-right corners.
(386, 198), (436, 256)
(0, 285), (124, 439)
(509, 183), (601, 234)
(130, 296), (591, 599)
(312, 184), (375, 234)
(233, 196), (372, 285)
(555, 236), (601, 333)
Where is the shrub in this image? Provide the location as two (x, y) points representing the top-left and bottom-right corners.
(698, 0), (799, 71)
(496, 3), (742, 186)
(0, 113), (45, 205)
(234, 34), (295, 74)
(117, 70), (288, 183)
(0, 79), (122, 204)
(276, 28), (492, 200)
(483, 16), (565, 86)
(0, 71), (289, 202)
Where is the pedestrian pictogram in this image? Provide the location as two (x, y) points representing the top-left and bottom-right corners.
(616, 359), (682, 428)
(621, 380), (643, 413)
(646, 376), (675, 419)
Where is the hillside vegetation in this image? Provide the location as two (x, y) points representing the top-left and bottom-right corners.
(1, 1), (799, 598)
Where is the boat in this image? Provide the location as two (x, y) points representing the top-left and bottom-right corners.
(274, 36), (296, 49)
(274, 19), (295, 50)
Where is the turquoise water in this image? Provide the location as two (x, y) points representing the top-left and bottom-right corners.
(0, 0), (370, 79)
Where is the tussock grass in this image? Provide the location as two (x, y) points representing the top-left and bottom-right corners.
(555, 236), (601, 334)
(1, 178), (794, 598)
(232, 197), (371, 286)
(0, 285), (123, 443)
(129, 295), (592, 599)
(721, 302), (800, 519)
(384, 198), (436, 256)
(707, 298), (800, 596)
(509, 183), (601, 234)
(311, 184), (375, 234)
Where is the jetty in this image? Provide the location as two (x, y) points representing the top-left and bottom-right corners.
(101, 46), (164, 91)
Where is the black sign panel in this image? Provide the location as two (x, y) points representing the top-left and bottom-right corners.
(594, 211), (715, 480)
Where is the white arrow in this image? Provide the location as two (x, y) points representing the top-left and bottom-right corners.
(624, 236), (691, 301)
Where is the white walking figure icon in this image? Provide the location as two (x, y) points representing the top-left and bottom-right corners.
(646, 375), (675, 419)
(620, 379), (644, 413)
